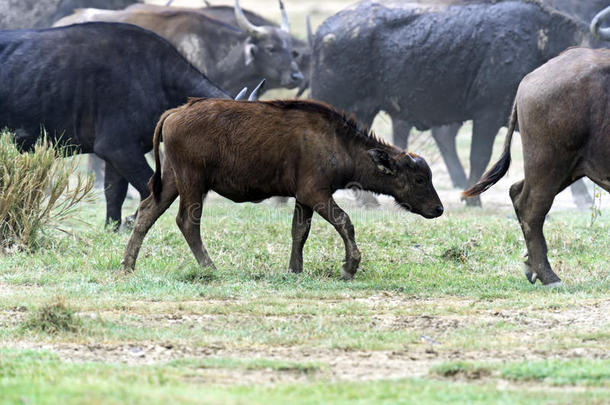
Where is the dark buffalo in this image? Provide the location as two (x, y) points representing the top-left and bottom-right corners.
(311, 0), (592, 205)
(0, 22), (250, 227)
(122, 99), (443, 279)
(0, 0), (141, 29)
(463, 47), (610, 285)
(543, 0), (610, 23)
(194, 2), (312, 96)
(54, 0), (303, 94)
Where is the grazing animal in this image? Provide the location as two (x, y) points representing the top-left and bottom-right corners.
(311, 0), (592, 205)
(54, 0), (303, 95)
(122, 99), (444, 279)
(0, 22), (251, 227)
(463, 47), (610, 285)
(0, 0), (141, 29)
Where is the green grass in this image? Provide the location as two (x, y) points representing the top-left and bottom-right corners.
(1, 349), (608, 405)
(0, 195), (608, 403)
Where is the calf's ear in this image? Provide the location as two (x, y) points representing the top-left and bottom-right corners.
(368, 149), (396, 175)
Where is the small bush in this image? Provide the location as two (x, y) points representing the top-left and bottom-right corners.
(0, 129), (93, 250)
(22, 296), (82, 334)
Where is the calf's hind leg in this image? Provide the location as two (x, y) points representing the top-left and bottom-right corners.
(175, 186), (215, 269)
(122, 163), (179, 271)
(510, 179), (561, 285)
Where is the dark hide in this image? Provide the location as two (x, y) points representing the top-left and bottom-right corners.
(122, 99), (443, 279)
(0, 22), (231, 227)
(311, 0), (590, 205)
(463, 48), (610, 285)
(54, 4), (303, 94)
(195, 4), (311, 94)
(0, 0), (141, 29)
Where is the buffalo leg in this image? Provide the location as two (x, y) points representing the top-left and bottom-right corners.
(466, 116), (501, 206)
(392, 118), (412, 149)
(104, 163), (128, 229)
(510, 179), (561, 285)
(88, 154), (105, 189)
(569, 179), (593, 209)
(175, 185), (215, 269)
(288, 200), (313, 273)
(431, 123), (467, 189)
(352, 108), (380, 208)
(122, 162), (179, 271)
(311, 196), (361, 280)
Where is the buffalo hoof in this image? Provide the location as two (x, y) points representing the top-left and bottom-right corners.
(341, 266), (356, 281)
(120, 215), (136, 232)
(523, 263), (561, 285)
(465, 196), (482, 207)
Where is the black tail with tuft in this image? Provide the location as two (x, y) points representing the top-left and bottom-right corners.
(462, 101), (518, 198)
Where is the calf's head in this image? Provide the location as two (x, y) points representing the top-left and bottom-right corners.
(235, 0), (304, 89)
(367, 149), (444, 219)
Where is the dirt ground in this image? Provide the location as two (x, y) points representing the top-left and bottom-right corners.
(3, 293), (608, 385)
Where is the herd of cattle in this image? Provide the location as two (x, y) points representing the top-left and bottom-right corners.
(0, 0), (609, 286)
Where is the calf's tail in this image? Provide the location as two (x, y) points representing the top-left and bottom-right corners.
(462, 100), (518, 198)
(149, 109), (176, 202)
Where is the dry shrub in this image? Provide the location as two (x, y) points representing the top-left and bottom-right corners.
(22, 296), (82, 335)
(0, 129), (94, 250)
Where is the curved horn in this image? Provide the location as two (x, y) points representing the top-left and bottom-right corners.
(279, 0), (290, 32)
(235, 0), (266, 37)
(591, 6), (610, 41)
(399, 151), (417, 168)
(165, 0), (174, 5)
(234, 87), (248, 100)
(306, 14), (313, 46)
(248, 79), (266, 101)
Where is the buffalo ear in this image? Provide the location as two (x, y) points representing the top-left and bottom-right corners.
(368, 149), (396, 175)
(244, 39), (258, 66)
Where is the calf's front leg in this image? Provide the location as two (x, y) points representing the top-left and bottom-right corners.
(311, 196), (361, 281)
(288, 201), (313, 273)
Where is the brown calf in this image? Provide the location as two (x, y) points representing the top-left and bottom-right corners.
(122, 99), (443, 280)
(463, 48), (610, 285)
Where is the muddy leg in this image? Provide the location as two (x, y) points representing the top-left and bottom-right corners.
(392, 118), (412, 150)
(88, 154), (105, 189)
(465, 116), (501, 207)
(121, 164), (179, 271)
(431, 123), (467, 189)
(312, 197), (361, 280)
(104, 164), (128, 230)
(288, 201), (313, 273)
(569, 179), (593, 209)
(510, 179), (561, 285)
(175, 188), (215, 269)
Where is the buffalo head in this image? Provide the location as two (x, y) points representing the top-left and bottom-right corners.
(235, 0), (303, 89)
(367, 149), (444, 219)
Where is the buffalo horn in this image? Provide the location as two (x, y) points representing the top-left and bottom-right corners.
(279, 0), (290, 32)
(591, 6), (610, 41)
(402, 152), (417, 168)
(235, 0), (266, 37)
(248, 79), (266, 101)
(165, 0), (174, 6)
(234, 87), (248, 100)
